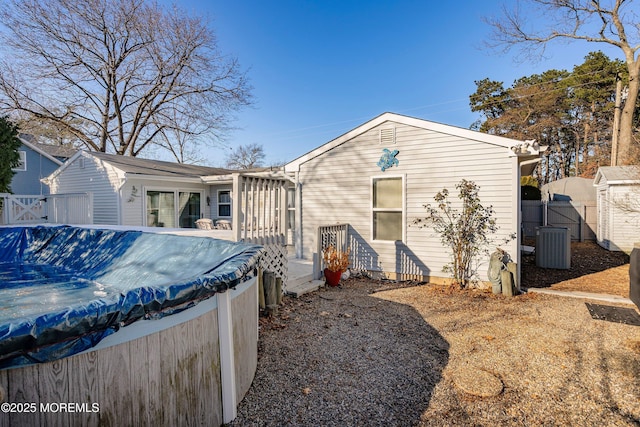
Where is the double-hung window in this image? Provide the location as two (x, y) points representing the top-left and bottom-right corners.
(218, 190), (231, 217)
(372, 176), (404, 241)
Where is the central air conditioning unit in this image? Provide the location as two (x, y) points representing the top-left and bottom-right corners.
(535, 226), (571, 269)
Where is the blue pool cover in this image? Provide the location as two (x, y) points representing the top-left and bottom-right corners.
(0, 225), (263, 369)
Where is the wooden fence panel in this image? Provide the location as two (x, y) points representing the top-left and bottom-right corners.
(521, 200), (596, 241)
(522, 201), (542, 238)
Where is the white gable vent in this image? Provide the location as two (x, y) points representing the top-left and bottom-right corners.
(78, 157), (85, 169)
(379, 127), (396, 145)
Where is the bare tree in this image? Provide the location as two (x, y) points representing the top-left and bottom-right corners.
(486, 0), (639, 165)
(225, 143), (266, 169)
(153, 109), (207, 164)
(0, 0), (252, 157)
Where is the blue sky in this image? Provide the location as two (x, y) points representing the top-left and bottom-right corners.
(176, 1), (621, 166)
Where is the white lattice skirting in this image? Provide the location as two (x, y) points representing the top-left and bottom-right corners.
(256, 243), (288, 291)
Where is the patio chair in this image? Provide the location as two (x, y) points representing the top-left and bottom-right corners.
(195, 218), (214, 230)
(216, 219), (231, 230)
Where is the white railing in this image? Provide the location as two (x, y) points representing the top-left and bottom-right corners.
(0, 193), (93, 225)
(315, 223), (349, 279)
(232, 174), (288, 245)
(232, 174), (289, 289)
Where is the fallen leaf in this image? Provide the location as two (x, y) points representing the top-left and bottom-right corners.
(302, 387), (311, 395)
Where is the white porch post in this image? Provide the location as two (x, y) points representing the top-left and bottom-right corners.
(1, 194), (8, 224)
(217, 290), (237, 423)
(294, 172), (303, 259)
(232, 173), (242, 242)
(279, 180), (287, 245)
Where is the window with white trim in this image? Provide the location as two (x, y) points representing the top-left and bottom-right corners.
(372, 176), (404, 241)
(12, 150), (26, 171)
(218, 190), (231, 217)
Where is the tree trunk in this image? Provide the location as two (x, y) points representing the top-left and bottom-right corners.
(617, 58), (639, 165)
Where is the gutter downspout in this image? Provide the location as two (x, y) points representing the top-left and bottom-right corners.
(294, 171), (303, 259)
(115, 173), (129, 226)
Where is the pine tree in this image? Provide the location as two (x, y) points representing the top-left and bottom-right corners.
(0, 116), (22, 193)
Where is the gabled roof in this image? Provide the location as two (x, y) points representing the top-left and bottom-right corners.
(284, 112), (541, 173)
(44, 150), (233, 184)
(32, 142), (77, 160)
(594, 165), (640, 186)
(18, 137), (66, 166)
(87, 151), (232, 177)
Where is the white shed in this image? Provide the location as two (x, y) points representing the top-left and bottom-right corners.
(594, 165), (640, 252)
(284, 112), (546, 286)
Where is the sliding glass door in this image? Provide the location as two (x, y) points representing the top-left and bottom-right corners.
(178, 192), (201, 228)
(146, 190), (202, 228)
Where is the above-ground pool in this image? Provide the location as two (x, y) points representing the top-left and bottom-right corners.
(0, 225), (263, 426)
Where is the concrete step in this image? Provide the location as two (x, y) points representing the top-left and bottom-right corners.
(525, 288), (634, 305)
(286, 279), (325, 298)
(287, 272), (314, 289)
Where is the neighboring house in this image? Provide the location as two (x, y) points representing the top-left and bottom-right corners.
(594, 165), (640, 252)
(10, 136), (76, 194)
(44, 151), (239, 228)
(283, 112), (546, 285)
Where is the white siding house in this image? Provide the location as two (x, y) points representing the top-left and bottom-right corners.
(594, 165), (640, 252)
(41, 151), (292, 292)
(284, 113), (545, 285)
(44, 151), (234, 228)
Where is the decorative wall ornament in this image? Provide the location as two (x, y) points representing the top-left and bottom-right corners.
(377, 148), (399, 171)
(127, 185), (138, 203)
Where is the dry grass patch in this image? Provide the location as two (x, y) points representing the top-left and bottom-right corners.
(376, 284), (640, 426)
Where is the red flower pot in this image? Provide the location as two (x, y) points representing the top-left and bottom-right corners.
(324, 268), (342, 287)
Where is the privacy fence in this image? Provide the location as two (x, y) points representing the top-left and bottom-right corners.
(522, 200), (597, 241)
(0, 193), (92, 226)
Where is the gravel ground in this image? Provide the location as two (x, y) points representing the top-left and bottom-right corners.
(229, 278), (640, 426)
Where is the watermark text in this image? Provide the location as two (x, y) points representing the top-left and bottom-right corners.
(1, 402), (100, 413)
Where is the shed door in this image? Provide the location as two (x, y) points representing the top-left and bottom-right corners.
(597, 188), (608, 248)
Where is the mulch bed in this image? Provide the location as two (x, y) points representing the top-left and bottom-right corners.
(521, 240), (631, 298)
